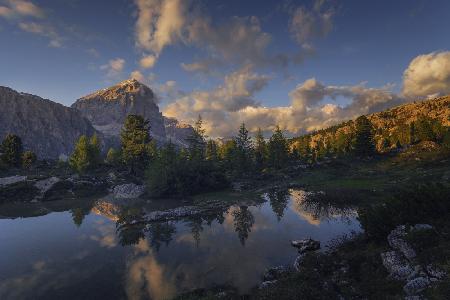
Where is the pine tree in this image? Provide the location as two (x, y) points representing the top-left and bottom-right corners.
(254, 128), (267, 170)
(187, 115), (206, 161)
(69, 135), (91, 173)
(205, 139), (219, 162)
(267, 126), (289, 169)
(234, 123), (253, 174)
(22, 151), (37, 168)
(106, 148), (121, 166)
(89, 134), (102, 166)
(1, 134), (23, 167)
(121, 115), (152, 174)
(353, 115), (375, 157)
(415, 116), (435, 142)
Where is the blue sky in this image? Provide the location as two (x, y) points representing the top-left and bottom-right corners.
(1, 0), (450, 135)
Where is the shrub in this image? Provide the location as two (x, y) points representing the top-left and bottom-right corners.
(22, 151), (37, 168)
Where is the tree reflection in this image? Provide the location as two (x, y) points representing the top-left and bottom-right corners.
(116, 207), (146, 246)
(232, 206), (255, 246)
(147, 222), (176, 251)
(267, 189), (290, 221)
(70, 207), (91, 227)
(186, 217), (203, 248)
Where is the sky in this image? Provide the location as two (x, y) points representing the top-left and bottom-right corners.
(1, 0), (450, 137)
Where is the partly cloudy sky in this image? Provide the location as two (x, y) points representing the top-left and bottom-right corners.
(1, 0), (450, 136)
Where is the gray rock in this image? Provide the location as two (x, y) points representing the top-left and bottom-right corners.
(259, 280), (278, 289)
(294, 254), (305, 272)
(262, 266), (291, 281)
(387, 225), (416, 260)
(113, 183), (145, 199)
(403, 277), (431, 295)
(72, 79), (193, 147)
(426, 265), (446, 280)
(381, 251), (415, 280)
(412, 224), (433, 231)
(0, 175), (27, 187)
(0, 86), (97, 159)
(291, 238), (321, 253)
(34, 177), (61, 200)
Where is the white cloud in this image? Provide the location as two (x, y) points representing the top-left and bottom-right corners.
(288, 0), (335, 47)
(0, 0), (44, 19)
(139, 54), (157, 69)
(402, 51), (450, 99)
(18, 21), (62, 47)
(101, 58), (126, 78)
(130, 70), (145, 82)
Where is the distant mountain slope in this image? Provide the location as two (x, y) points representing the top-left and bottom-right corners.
(0, 86), (97, 159)
(293, 95), (450, 150)
(72, 79), (193, 147)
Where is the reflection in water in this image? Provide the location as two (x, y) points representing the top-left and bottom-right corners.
(0, 189), (360, 300)
(266, 189), (290, 221)
(232, 206), (255, 246)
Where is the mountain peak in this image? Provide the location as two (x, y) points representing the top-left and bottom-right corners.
(79, 78), (153, 102)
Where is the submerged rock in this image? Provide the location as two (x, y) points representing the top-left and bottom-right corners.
(291, 238), (321, 253)
(113, 183), (145, 199)
(262, 265), (291, 282)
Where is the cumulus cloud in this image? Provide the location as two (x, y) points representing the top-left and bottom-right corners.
(163, 69), (402, 137)
(402, 51), (450, 99)
(100, 58), (125, 78)
(133, 0), (315, 73)
(288, 0), (335, 48)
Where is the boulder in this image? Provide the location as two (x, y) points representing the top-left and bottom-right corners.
(0, 175), (27, 187)
(387, 225), (416, 260)
(34, 177), (61, 199)
(262, 266), (291, 282)
(403, 277), (431, 296)
(113, 183), (145, 199)
(380, 251), (415, 280)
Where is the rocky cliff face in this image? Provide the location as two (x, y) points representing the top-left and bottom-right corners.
(72, 79), (167, 143)
(0, 86), (97, 159)
(164, 117), (194, 147)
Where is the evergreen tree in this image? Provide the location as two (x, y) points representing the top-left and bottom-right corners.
(22, 151), (37, 168)
(106, 148), (121, 166)
(187, 115), (206, 161)
(146, 142), (179, 196)
(415, 116), (435, 142)
(1, 134), (23, 167)
(267, 126), (289, 169)
(69, 135), (91, 173)
(89, 134), (102, 166)
(353, 115), (375, 157)
(254, 128), (267, 170)
(121, 115), (152, 174)
(234, 123), (254, 174)
(205, 139), (219, 162)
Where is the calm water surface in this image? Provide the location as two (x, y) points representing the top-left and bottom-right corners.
(0, 189), (360, 300)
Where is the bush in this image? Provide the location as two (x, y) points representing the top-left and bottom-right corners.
(22, 151), (37, 168)
(358, 184), (450, 240)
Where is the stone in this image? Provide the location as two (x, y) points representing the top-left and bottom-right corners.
(403, 277), (431, 295)
(113, 183), (145, 199)
(426, 265), (446, 280)
(0, 175), (27, 187)
(412, 224), (433, 231)
(291, 238), (321, 253)
(259, 280), (278, 289)
(262, 266), (291, 281)
(381, 251), (415, 280)
(387, 225), (416, 260)
(294, 254), (305, 272)
(34, 177), (61, 197)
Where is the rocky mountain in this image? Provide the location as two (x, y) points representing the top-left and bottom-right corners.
(293, 95), (450, 150)
(0, 86), (97, 159)
(72, 79), (193, 147)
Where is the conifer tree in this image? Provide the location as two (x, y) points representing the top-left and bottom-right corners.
(187, 115), (206, 161)
(353, 115), (375, 157)
(267, 126), (289, 169)
(254, 128), (267, 170)
(22, 151), (37, 168)
(1, 134), (23, 167)
(205, 139), (219, 162)
(121, 115), (152, 174)
(69, 135), (91, 173)
(234, 123), (253, 174)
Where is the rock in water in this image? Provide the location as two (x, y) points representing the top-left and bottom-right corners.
(291, 238), (321, 253)
(0, 86), (97, 159)
(113, 183), (145, 199)
(72, 79), (193, 147)
(0, 175), (27, 187)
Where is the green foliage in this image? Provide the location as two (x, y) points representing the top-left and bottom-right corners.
(121, 115), (152, 174)
(205, 139), (219, 162)
(254, 127), (267, 170)
(106, 147), (121, 165)
(443, 130), (450, 149)
(234, 123), (254, 174)
(21, 151), (37, 168)
(1, 134), (23, 167)
(187, 115), (207, 161)
(358, 184), (450, 240)
(69, 135), (102, 173)
(267, 126), (289, 169)
(353, 115), (375, 157)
